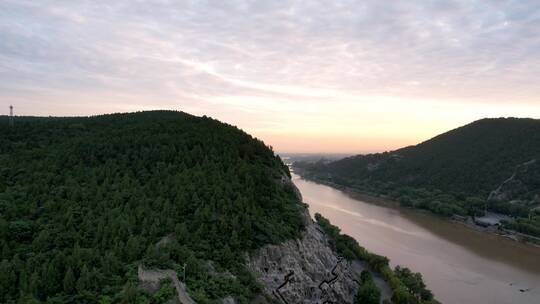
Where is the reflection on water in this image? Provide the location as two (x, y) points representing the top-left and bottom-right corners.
(292, 174), (540, 304)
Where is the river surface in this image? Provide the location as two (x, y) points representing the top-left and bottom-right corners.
(291, 173), (540, 304)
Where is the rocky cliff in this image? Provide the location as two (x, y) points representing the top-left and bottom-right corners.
(248, 222), (358, 303)
(247, 177), (391, 304)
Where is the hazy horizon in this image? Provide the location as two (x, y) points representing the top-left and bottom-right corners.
(2, 1), (540, 153)
(2, 111), (531, 154)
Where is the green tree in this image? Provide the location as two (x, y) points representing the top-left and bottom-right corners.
(466, 197), (486, 217)
(0, 259), (16, 301)
(63, 267), (76, 294)
(355, 270), (381, 304)
(120, 281), (138, 304)
(76, 265), (90, 293)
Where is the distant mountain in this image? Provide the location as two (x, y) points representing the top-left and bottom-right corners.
(0, 111), (436, 303)
(294, 118), (540, 236)
(279, 152), (352, 165)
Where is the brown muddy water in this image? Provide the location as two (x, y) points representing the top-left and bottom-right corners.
(292, 173), (540, 304)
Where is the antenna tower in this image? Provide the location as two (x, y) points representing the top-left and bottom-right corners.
(9, 105), (13, 127)
(9, 105), (14, 127)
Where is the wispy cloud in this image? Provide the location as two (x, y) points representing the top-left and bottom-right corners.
(1, 0), (539, 152)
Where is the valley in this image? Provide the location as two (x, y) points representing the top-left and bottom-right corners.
(291, 173), (540, 304)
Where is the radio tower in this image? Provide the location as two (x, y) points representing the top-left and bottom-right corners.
(9, 105), (14, 127)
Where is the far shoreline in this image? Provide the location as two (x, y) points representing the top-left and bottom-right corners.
(291, 170), (540, 248)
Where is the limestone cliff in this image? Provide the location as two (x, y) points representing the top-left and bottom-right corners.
(248, 177), (391, 304)
(247, 222), (357, 303)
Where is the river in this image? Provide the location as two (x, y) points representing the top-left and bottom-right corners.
(291, 173), (540, 304)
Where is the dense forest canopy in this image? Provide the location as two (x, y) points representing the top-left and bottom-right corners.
(0, 111), (305, 303)
(295, 118), (540, 237)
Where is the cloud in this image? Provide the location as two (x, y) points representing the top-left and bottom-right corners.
(0, 0), (539, 151)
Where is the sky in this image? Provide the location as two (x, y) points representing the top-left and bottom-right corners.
(1, 1), (539, 153)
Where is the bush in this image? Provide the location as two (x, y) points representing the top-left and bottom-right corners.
(355, 270), (380, 304)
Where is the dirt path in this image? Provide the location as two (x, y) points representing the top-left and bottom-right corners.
(138, 265), (196, 304)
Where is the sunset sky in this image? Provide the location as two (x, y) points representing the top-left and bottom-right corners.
(1, 1), (539, 153)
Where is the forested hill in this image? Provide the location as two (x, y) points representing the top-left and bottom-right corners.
(294, 118), (540, 235)
(0, 111), (305, 303)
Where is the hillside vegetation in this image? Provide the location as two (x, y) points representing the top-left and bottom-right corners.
(315, 214), (437, 304)
(295, 118), (540, 237)
(0, 111), (305, 303)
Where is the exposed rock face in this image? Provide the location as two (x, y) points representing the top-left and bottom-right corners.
(489, 159), (540, 206)
(247, 175), (373, 303)
(138, 265), (195, 304)
(247, 221), (362, 304)
(220, 296), (237, 304)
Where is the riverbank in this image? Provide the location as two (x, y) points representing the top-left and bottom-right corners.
(292, 173), (540, 304)
(452, 216), (540, 247)
(292, 170), (540, 247)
